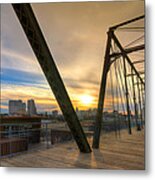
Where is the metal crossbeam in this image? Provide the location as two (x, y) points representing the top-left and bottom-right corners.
(133, 60), (144, 64)
(110, 15), (144, 31)
(111, 32), (145, 86)
(126, 71), (145, 77)
(12, 4), (91, 153)
(126, 73), (135, 77)
(110, 44), (144, 58)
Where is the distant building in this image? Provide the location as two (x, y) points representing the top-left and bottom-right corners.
(52, 110), (58, 118)
(27, 99), (37, 116)
(76, 108), (97, 120)
(9, 100), (26, 115)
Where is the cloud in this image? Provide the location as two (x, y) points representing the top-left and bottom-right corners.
(1, 2), (144, 113)
(1, 82), (58, 112)
(1, 68), (45, 85)
(1, 47), (43, 74)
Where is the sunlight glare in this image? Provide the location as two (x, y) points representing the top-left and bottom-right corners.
(80, 95), (93, 105)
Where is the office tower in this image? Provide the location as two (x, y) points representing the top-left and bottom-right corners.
(27, 99), (37, 116)
(9, 100), (26, 115)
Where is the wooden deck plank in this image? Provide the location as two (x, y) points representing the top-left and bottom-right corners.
(0, 129), (145, 169)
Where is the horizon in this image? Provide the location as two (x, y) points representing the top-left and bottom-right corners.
(1, 1), (144, 114)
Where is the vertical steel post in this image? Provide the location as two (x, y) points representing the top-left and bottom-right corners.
(123, 58), (132, 134)
(141, 83), (145, 125)
(111, 32), (143, 134)
(131, 68), (139, 130)
(12, 4), (91, 153)
(92, 30), (112, 148)
(137, 78), (143, 128)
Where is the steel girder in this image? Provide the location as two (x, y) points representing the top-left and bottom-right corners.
(12, 4), (91, 153)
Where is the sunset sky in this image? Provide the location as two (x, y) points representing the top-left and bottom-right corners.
(0, 1), (144, 113)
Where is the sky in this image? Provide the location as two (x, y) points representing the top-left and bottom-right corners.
(0, 1), (144, 113)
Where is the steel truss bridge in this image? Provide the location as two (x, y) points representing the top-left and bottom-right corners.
(12, 4), (145, 153)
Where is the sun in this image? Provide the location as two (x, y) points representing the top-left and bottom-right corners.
(80, 95), (93, 105)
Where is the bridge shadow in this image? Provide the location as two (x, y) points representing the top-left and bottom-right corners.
(73, 148), (106, 169)
(92, 149), (106, 169)
(73, 151), (93, 169)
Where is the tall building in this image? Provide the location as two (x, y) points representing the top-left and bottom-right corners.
(9, 100), (26, 115)
(27, 99), (37, 116)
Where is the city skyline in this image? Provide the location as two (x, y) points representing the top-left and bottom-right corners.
(0, 1), (146, 171)
(1, 1), (144, 113)
(8, 99), (37, 115)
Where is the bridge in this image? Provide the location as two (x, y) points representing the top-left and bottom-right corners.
(1, 3), (145, 169)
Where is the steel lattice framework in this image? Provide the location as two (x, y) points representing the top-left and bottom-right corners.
(92, 15), (145, 149)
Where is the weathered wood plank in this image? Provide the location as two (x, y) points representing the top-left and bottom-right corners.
(1, 129), (145, 169)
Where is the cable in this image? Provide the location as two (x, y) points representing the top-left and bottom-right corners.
(125, 34), (144, 48)
(110, 66), (117, 138)
(114, 61), (121, 137)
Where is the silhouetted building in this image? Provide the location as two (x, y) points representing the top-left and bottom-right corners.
(52, 110), (58, 117)
(27, 99), (37, 116)
(9, 100), (26, 115)
(76, 108), (97, 120)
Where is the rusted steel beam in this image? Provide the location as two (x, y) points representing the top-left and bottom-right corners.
(133, 60), (144, 64)
(92, 30), (112, 149)
(137, 78), (144, 128)
(111, 32), (145, 86)
(12, 4), (91, 153)
(131, 68), (139, 130)
(110, 44), (144, 58)
(110, 15), (144, 31)
(93, 15), (144, 148)
(123, 57), (132, 134)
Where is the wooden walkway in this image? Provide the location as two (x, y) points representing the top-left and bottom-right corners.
(0, 129), (144, 170)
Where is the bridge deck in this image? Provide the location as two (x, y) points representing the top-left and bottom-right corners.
(0, 129), (144, 170)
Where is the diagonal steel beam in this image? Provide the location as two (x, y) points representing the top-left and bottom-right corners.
(111, 32), (145, 86)
(12, 3), (91, 153)
(133, 60), (144, 64)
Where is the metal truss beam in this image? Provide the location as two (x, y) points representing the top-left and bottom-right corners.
(12, 4), (91, 153)
(93, 15), (145, 149)
(133, 60), (144, 64)
(131, 68), (139, 131)
(110, 44), (144, 58)
(111, 32), (145, 86)
(92, 30), (112, 149)
(123, 57), (132, 134)
(110, 15), (144, 31)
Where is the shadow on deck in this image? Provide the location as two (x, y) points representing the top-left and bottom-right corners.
(0, 129), (144, 170)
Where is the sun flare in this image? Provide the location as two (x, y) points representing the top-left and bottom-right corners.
(80, 95), (93, 105)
